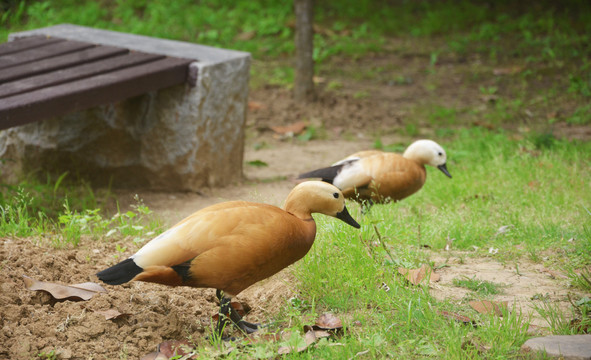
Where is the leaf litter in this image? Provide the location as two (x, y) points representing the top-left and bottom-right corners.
(22, 275), (106, 301)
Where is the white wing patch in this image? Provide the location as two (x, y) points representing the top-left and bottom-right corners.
(131, 222), (189, 265)
(332, 156), (361, 166)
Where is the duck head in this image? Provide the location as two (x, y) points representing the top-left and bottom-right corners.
(403, 139), (452, 178)
(284, 181), (360, 228)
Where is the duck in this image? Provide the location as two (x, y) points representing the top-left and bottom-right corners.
(96, 181), (360, 338)
(298, 139), (452, 204)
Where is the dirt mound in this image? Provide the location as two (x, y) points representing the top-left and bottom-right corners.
(0, 237), (295, 359)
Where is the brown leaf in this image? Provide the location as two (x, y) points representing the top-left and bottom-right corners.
(538, 267), (568, 279)
(461, 338), (491, 353)
(157, 340), (194, 358)
(23, 276), (106, 301)
(303, 325), (332, 339)
(472, 120), (496, 130)
(313, 76), (326, 84)
(270, 121), (307, 135)
(235, 30), (256, 41)
(570, 318), (590, 334)
(94, 308), (129, 320)
(398, 264), (441, 285)
(304, 329), (317, 346)
(277, 330), (317, 355)
(314, 313), (343, 330)
(469, 300), (508, 316)
(277, 346), (292, 355)
(248, 101), (265, 111)
(493, 66), (523, 75)
(438, 310), (476, 326)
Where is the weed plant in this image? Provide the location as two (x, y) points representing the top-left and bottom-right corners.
(0, 180), (162, 247)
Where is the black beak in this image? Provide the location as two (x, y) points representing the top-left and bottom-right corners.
(437, 163), (452, 178)
(336, 206), (361, 228)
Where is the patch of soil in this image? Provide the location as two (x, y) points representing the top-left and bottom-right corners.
(0, 237), (295, 359)
(429, 252), (586, 329)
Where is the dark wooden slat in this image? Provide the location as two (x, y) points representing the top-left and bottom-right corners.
(0, 36), (64, 56)
(0, 57), (192, 129)
(0, 45), (129, 83)
(0, 40), (95, 70)
(0, 52), (164, 99)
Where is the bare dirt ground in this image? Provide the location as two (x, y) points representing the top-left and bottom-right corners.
(1, 49), (590, 359)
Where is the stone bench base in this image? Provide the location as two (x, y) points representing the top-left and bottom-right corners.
(0, 24), (250, 190)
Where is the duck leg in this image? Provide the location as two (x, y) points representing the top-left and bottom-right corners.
(361, 198), (374, 214)
(215, 290), (232, 339)
(228, 308), (260, 334)
(216, 289), (260, 335)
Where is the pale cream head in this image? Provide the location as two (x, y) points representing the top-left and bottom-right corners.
(284, 181), (360, 228)
(403, 139), (447, 167)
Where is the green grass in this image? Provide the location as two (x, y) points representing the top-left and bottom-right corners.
(177, 128), (590, 359)
(452, 276), (504, 296)
(2, 1), (590, 63)
(270, 128), (587, 358)
(0, 179), (162, 247)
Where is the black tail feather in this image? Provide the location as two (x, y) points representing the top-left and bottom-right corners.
(298, 164), (344, 184)
(96, 258), (143, 285)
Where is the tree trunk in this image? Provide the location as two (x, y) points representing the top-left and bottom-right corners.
(294, 0), (315, 102)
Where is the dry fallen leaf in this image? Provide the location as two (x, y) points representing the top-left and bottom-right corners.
(235, 30), (256, 41)
(277, 329), (317, 355)
(270, 121), (307, 136)
(461, 338), (491, 354)
(312, 312), (343, 335)
(94, 308), (129, 320)
(538, 267), (568, 279)
(23, 276), (106, 301)
(493, 66), (523, 75)
(398, 264), (441, 285)
(158, 340), (195, 358)
(303, 325), (332, 339)
(438, 310), (476, 326)
(277, 314), (344, 355)
(469, 300), (508, 316)
(248, 100), (265, 111)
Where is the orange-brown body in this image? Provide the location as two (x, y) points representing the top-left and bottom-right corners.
(337, 152), (427, 203)
(97, 181), (359, 297)
(299, 139), (451, 204)
(132, 202), (316, 295)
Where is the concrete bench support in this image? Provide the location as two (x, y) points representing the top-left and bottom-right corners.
(0, 24), (250, 190)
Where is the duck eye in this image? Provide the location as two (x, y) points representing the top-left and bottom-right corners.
(438, 152), (443, 156)
(333, 192), (339, 199)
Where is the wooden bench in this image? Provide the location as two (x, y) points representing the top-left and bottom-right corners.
(0, 35), (193, 129)
(0, 24), (250, 191)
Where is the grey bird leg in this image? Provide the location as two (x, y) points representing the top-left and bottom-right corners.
(215, 289), (232, 339)
(216, 290), (260, 336)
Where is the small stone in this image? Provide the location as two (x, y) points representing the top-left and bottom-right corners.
(521, 335), (591, 360)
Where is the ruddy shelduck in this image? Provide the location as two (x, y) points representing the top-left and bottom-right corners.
(298, 139), (452, 204)
(96, 181), (360, 337)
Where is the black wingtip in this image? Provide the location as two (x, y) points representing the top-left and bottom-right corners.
(96, 258), (143, 285)
(298, 164), (344, 184)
